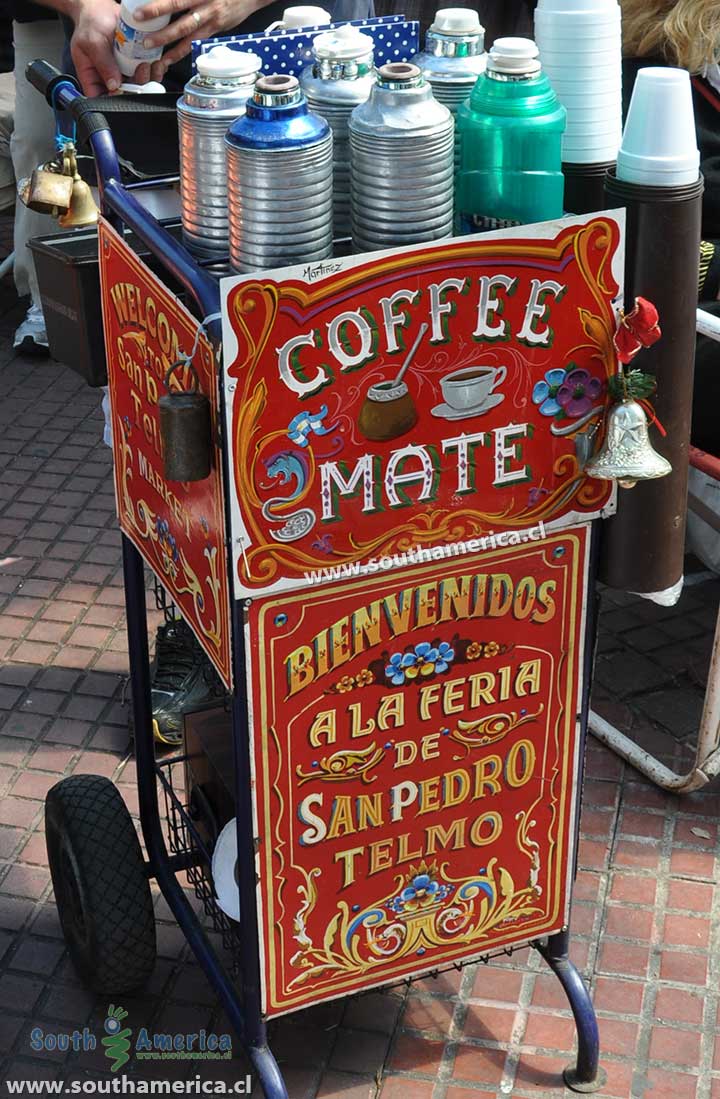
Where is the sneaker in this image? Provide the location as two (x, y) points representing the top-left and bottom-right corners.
(149, 618), (226, 747)
(14, 303), (49, 356)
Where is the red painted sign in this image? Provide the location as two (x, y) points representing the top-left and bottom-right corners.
(223, 214), (621, 596)
(99, 219), (232, 688)
(247, 525), (589, 1016)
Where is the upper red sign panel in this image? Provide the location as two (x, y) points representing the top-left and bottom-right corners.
(222, 214), (623, 597)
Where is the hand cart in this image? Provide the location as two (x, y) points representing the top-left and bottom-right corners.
(30, 59), (608, 1098)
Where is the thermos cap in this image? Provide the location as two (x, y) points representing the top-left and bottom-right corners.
(282, 5), (331, 27)
(196, 45), (261, 79)
(312, 24), (374, 59)
(488, 37), (541, 76)
(430, 8), (483, 35)
(377, 62), (422, 83)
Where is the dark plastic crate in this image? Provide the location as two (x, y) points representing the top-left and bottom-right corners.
(29, 220), (183, 388)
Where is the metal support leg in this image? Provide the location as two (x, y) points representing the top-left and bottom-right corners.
(122, 536), (287, 1099)
(589, 597), (720, 792)
(0, 251), (14, 281)
(538, 931), (607, 1094)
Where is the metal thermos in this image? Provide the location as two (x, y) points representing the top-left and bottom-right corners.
(349, 62), (454, 253)
(300, 25), (375, 237)
(412, 8), (486, 114)
(177, 46), (261, 261)
(225, 74), (333, 273)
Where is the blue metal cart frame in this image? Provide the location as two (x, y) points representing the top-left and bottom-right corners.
(28, 59), (606, 1098)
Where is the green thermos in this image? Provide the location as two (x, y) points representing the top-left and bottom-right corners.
(456, 37), (566, 233)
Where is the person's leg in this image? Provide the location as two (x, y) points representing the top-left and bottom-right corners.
(0, 72), (16, 214)
(11, 18), (66, 353)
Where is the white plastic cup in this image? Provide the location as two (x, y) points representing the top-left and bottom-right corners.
(562, 106), (622, 124)
(563, 133), (621, 149)
(567, 118), (624, 132)
(543, 49), (624, 68)
(535, 11), (620, 30)
(552, 79), (622, 93)
(549, 69), (620, 83)
(564, 134), (621, 147)
(617, 67), (700, 187)
(549, 78), (622, 96)
(536, 0), (618, 10)
(535, 16), (621, 35)
(562, 143), (621, 163)
(563, 122), (622, 143)
(537, 33), (620, 50)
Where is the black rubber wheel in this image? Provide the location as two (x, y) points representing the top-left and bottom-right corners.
(45, 774), (156, 993)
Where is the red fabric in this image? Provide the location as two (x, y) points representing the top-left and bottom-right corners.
(614, 297), (662, 364)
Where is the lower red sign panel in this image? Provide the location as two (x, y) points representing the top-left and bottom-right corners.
(247, 525), (590, 1016)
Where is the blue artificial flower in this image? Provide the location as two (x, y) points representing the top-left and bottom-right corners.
(532, 368), (567, 417)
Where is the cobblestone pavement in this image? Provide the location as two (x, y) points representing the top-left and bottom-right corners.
(0, 300), (719, 1098)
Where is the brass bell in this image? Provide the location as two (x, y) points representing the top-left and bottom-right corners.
(585, 398), (672, 489)
(58, 147), (99, 228)
(19, 164), (73, 216)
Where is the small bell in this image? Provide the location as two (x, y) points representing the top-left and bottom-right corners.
(585, 398), (671, 489)
(58, 146), (99, 228)
(158, 361), (212, 483)
(18, 164), (73, 216)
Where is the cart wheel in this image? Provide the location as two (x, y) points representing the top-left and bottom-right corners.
(45, 774), (156, 993)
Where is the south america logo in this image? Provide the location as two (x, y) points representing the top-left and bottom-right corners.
(102, 1005), (132, 1072)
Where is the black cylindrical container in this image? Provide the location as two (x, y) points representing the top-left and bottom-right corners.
(562, 160), (615, 214)
(599, 168), (703, 594)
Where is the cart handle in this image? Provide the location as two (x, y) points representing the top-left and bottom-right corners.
(25, 59), (220, 327)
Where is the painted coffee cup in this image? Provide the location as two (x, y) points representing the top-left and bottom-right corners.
(440, 365), (507, 411)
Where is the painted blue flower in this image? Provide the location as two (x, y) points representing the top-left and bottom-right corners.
(385, 651), (417, 686)
(435, 641), (455, 673)
(400, 873), (440, 908)
(532, 368), (567, 417)
(385, 641), (455, 684)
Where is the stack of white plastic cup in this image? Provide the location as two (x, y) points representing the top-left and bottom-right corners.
(534, 0), (622, 165)
(617, 67), (699, 186)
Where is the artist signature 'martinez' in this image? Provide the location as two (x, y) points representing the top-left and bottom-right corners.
(303, 261), (342, 282)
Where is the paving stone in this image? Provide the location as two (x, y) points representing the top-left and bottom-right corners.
(638, 688), (705, 737)
(594, 650), (670, 697)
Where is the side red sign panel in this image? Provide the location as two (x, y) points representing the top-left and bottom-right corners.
(248, 525), (590, 1016)
(99, 219), (232, 688)
(223, 215), (621, 596)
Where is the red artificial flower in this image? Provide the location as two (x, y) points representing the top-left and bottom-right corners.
(614, 296), (662, 364)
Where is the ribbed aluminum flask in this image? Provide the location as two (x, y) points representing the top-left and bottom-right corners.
(412, 9), (486, 114)
(300, 25), (375, 237)
(225, 74), (333, 273)
(177, 46), (261, 260)
(349, 62), (454, 253)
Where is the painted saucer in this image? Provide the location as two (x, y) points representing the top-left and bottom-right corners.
(431, 392), (505, 421)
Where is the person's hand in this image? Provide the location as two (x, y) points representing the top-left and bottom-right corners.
(132, 0), (267, 82)
(69, 0), (123, 95)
